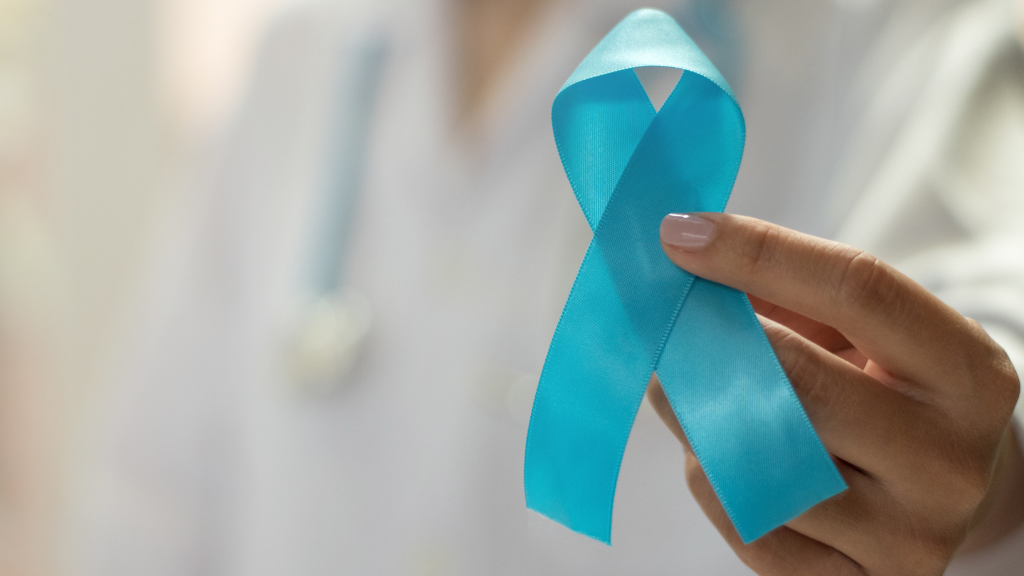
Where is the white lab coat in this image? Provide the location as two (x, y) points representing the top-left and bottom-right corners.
(74, 0), (1024, 574)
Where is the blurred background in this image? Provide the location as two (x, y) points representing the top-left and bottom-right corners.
(0, 0), (303, 572)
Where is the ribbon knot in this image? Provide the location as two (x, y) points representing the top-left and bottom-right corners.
(524, 9), (846, 545)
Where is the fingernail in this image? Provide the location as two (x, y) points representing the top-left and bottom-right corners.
(660, 213), (715, 251)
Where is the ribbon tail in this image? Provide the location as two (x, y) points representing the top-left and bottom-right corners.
(656, 278), (848, 543)
(524, 240), (656, 544)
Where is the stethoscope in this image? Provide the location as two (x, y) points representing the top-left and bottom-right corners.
(286, 32), (387, 395)
(282, 2), (741, 395)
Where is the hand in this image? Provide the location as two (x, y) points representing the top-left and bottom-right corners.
(648, 213), (1024, 576)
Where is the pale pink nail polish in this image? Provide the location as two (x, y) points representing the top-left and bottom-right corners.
(660, 213), (715, 251)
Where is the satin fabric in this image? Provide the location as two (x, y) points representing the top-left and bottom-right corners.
(525, 9), (845, 544)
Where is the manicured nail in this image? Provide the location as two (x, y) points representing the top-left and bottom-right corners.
(660, 213), (715, 251)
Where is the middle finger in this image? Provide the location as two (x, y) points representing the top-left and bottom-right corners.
(760, 316), (937, 483)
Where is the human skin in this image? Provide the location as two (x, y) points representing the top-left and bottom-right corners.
(454, 0), (553, 129)
(651, 212), (1024, 575)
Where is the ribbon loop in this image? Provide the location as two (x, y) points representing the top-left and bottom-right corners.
(525, 8), (846, 545)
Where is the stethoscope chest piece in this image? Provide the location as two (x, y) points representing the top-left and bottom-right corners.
(286, 288), (372, 395)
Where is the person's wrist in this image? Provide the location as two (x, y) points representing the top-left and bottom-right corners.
(957, 422), (1024, 555)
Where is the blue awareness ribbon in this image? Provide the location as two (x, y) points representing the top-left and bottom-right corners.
(523, 8), (847, 545)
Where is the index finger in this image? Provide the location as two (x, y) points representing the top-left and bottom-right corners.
(747, 294), (853, 355)
(659, 212), (981, 396)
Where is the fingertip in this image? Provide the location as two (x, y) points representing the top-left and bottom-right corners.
(660, 213), (717, 252)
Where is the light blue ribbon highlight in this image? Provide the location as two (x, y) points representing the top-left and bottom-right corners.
(524, 8), (847, 545)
